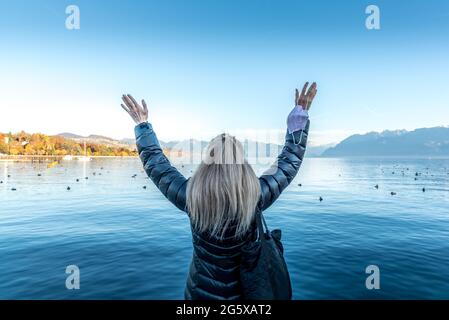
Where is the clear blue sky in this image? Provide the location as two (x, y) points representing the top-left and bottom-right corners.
(0, 0), (448, 145)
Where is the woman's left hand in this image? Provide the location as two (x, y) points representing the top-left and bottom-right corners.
(295, 82), (317, 111)
(121, 94), (149, 124)
(287, 82), (317, 134)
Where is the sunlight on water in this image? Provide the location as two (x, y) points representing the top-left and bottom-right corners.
(1, 157), (449, 299)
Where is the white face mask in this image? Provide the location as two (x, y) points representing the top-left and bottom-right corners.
(287, 105), (309, 134)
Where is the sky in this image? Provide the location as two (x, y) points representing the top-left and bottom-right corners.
(0, 0), (448, 146)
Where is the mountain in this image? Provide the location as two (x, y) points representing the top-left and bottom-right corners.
(307, 143), (336, 157)
(1, 131), (136, 156)
(321, 126), (449, 157)
(56, 132), (331, 157)
(56, 132), (135, 149)
(120, 138), (136, 145)
(57, 132), (85, 139)
(160, 139), (208, 151)
(161, 139), (334, 157)
(160, 139), (284, 158)
(87, 134), (116, 141)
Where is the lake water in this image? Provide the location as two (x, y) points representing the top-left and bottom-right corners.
(1, 157), (449, 299)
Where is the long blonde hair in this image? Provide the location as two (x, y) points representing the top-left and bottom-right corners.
(186, 133), (261, 239)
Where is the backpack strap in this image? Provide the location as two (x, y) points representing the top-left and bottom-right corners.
(255, 210), (271, 241)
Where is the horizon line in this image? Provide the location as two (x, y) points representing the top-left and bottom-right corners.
(1, 123), (448, 147)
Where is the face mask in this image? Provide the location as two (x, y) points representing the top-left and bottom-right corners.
(287, 105), (309, 134)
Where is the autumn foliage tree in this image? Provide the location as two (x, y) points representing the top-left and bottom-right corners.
(0, 132), (137, 156)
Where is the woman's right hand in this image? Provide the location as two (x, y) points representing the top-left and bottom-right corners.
(121, 94), (149, 125)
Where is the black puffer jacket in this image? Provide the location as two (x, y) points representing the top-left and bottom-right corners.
(135, 120), (310, 300)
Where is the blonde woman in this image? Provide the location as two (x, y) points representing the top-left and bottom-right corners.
(120, 82), (317, 300)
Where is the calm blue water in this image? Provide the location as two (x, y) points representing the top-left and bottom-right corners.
(1, 157), (449, 299)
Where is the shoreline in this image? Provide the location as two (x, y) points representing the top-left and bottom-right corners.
(0, 155), (138, 162)
(1, 155), (447, 163)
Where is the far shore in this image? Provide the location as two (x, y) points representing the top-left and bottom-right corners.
(0, 155), (138, 162)
(2, 154), (447, 163)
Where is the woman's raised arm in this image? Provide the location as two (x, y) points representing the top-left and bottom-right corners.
(121, 94), (188, 212)
(258, 82), (317, 211)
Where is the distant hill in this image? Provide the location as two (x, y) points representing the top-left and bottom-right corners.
(87, 134), (116, 141)
(57, 132), (85, 139)
(161, 139), (284, 158)
(3, 130), (333, 158)
(0, 131), (136, 156)
(56, 132), (135, 149)
(120, 138), (136, 145)
(57, 133), (331, 157)
(161, 139), (331, 157)
(307, 143), (336, 157)
(322, 126), (449, 157)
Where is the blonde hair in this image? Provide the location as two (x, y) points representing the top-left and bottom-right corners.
(186, 133), (261, 239)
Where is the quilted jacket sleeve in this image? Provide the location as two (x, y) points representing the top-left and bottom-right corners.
(258, 119), (310, 211)
(135, 122), (188, 212)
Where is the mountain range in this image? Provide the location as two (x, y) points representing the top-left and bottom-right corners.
(57, 125), (449, 158)
(57, 132), (135, 149)
(322, 126), (449, 157)
(57, 133), (328, 157)
(57, 133), (289, 157)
